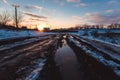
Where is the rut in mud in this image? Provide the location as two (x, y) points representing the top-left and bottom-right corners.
(0, 34), (118, 80)
(40, 35), (101, 80)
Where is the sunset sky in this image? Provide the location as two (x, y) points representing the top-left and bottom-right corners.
(0, 0), (120, 29)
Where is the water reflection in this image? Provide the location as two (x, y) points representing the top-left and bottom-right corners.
(67, 41), (104, 80)
(59, 39), (63, 48)
(40, 55), (62, 80)
(55, 38), (82, 80)
(40, 36), (101, 80)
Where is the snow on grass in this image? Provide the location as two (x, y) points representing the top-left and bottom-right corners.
(68, 36), (120, 76)
(0, 36), (49, 51)
(71, 29), (120, 76)
(25, 59), (46, 80)
(0, 29), (52, 40)
(74, 29), (120, 45)
(78, 36), (120, 60)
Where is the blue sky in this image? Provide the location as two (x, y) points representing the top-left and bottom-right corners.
(0, 0), (120, 29)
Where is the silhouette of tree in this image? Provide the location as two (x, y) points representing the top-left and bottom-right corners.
(0, 11), (10, 26)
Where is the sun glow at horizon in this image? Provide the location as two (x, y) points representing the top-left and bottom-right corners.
(37, 23), (50, 31)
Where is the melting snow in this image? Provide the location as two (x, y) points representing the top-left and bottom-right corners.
(68, 36), (120, 76)
(0, 29), (52, 40)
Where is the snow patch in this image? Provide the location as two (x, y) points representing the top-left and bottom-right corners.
(0, 29), (53, 40)
(25, 59), (46, 80)
(68, 36), (120, 76)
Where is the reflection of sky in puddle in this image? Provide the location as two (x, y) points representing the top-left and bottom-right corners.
(55, 39), (81, 80)
(55, 37), (106, 80)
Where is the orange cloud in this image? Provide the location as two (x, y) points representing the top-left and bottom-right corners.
(29, 18), (48, 22)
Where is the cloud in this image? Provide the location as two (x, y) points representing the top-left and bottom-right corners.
(71, 16), (87, 25)
(60, 2), (65, 6)
(54, 0), (60, 3)
(23, 12), (48, 19)
(29, 18), (48, 22)
(75, 3), (87, 7)
(108, 0), (117, 4)
(106, 9), (115, 13)
(53, 0), (65, 6)
(2, 0), (8, 4)
(25, 5), (50, 15)
(85, 12), (120, 24)
(42, 0), (45, 3)
(25, 5), (43, 10)
(72, 16), (83, 20)
(85, 12), (104, 24)
(72, 12), (120, 25)
(67, 0), (80, 3)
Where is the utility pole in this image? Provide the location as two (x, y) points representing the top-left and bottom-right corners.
(12, 4), (20, 28)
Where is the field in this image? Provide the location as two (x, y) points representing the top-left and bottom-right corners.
(0, 29), (120, 80)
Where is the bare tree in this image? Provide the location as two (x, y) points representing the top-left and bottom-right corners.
(0, 11), (10, 26)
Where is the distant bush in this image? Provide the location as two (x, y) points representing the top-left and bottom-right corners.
(83, 30), (88, 36)
(91, 30), (99, 37)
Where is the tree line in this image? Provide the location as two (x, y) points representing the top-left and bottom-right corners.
(71, 24), (120, 30)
